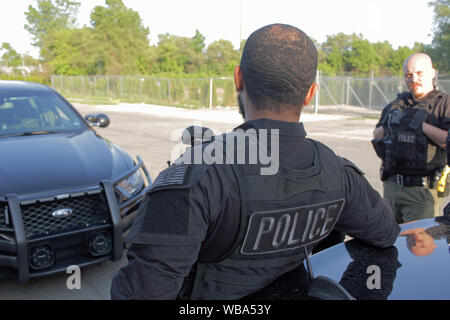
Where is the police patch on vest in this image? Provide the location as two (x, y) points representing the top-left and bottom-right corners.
(240, 199), (345, 255)
(397, 132), (416, 144)
(150, 164), (187, 190)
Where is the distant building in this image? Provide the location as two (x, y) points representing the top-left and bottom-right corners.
(0, 64), (43, 75)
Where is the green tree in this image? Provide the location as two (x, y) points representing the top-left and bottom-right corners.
(191, 30), (206, 53)
(322, 33), (363, 53)
(385, 45), (416, 76)
(344, 39), (379, 74)
(372, 41), (395, 75)
(425, 0), (449, 73)
(90, 0), (151, 75)
(320, 47), (345, 75)
(25, 0), (80, 49)
(206, 40), (240, 76)
(44, 28), (101, 75)
(155, 33), (206, 75)
(0, 43), (22, 67)
(318, 33), (364, 75)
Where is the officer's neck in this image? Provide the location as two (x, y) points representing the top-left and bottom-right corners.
(245, 105), (301, 123)
(412, 88), (435, 101)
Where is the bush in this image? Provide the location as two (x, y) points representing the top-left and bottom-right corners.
(0, 73), (51, 85)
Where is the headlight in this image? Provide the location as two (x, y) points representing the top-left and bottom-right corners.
(115, 169), (144, 200)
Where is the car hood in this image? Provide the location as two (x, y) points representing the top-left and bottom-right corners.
(309, 216), (450, 300)
(0, 130), (133, 197)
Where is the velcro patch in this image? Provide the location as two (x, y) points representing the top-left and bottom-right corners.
(150, 165), (187, 190)
(241, 199), (345, 255)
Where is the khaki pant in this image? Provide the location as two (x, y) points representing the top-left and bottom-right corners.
(383, 179), (443, 224)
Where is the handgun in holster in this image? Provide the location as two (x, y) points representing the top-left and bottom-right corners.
(379, 138), (394, 181)
(371, 137), (385, 159)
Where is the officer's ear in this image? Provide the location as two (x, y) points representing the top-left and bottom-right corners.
(431, 67), (437, 80)
(234, 65), (244, 92)
(303, 82), (318, 106)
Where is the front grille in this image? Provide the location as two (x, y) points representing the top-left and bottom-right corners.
(21, 193), (111, 239)
(0, 202), (9, 228)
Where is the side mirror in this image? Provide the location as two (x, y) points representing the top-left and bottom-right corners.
(181, 125), (215, 146)
(85, 113), (110, 128)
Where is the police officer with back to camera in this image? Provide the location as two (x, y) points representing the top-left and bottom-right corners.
(110, 23), (400, 300)
(372, 53), (450, 224)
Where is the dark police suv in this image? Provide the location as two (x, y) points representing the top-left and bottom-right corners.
(0, 80), (151, 284)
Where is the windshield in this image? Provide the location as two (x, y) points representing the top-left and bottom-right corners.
(0, 90), (85, 136)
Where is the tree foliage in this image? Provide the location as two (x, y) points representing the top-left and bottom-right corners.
(14, 0), (447, 77)
(1, 43), (22, 67)
(90, 0), (151, 75)
(25, 0), (80, 49)
(424, 0), (449, 73)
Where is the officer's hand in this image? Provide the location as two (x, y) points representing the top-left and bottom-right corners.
(373, 126), (384, 139)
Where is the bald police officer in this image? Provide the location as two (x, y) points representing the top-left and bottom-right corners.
(111, 24), (400, 300)
(373, 53), (450, 224)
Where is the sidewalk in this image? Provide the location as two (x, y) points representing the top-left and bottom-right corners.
(78, 103), (349, 125)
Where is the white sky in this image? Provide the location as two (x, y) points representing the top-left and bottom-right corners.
(0, 0), (436, 58)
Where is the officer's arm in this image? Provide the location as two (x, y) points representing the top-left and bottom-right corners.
(423, 94), (450, 148)
(110, 165), (217, 300)
(373, 126), (384, 139)
(373, 104), (391, 139)
(422, 122), (448, 148)
(334, 159), (400, 248)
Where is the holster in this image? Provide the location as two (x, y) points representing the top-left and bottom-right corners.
(380, 164), (390, 181)
(371, 138), (385, 159)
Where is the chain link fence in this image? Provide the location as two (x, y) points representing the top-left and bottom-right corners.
(51, 75), (450, 113)
(316, 74), (449, 112)
(51, 75), (237, 109)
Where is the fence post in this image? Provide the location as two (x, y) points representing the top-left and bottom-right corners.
(314, 70), (320, 114)
(346, 77), (350, 106)
(209, 78), (213, 109)
(120, 76), (124, 98)
(369, 70), (374, 109)
(168, 79), (171, 101)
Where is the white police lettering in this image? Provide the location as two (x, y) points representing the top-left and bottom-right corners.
(398, 132), (416, 144)
(241, 200), (345, 255)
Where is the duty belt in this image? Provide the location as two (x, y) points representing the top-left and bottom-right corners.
(389, 174), (428, 187)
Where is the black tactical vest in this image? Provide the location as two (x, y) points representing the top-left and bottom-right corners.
(178, 136), (346, 300)
(381, 91), (446, 176)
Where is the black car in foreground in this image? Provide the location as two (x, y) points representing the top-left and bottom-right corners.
(0, 80), (151, 284)
(308, 215), (450, 300)
(242, 215), (450, 300)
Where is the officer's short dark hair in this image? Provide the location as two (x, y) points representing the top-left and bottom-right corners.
(240, 23), (318, 111)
